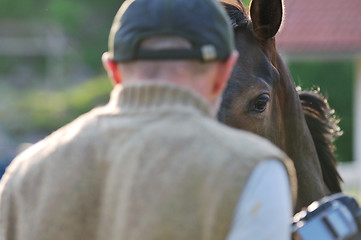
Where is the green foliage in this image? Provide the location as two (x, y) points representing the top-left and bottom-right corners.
(1, 77), (112, 135)
(289, 60), (354, 162)
(242, 0), (251, 6)
(0, 0), (124, 73)
(0, 0), (36, 18)
(47, 0), (86, 31)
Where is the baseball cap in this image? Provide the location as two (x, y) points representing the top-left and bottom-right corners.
(108, 0), (235, 62)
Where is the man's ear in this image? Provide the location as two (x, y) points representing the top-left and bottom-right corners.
(211, 51), (239, 96)
(102, 52), (122, 85)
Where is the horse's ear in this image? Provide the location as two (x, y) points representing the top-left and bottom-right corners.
(250, 0), (283, 40)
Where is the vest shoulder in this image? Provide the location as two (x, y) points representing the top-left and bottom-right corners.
(192, 118), (288, 159)
(3, 106), (110, 183)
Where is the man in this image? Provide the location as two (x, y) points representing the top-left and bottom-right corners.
(0, 0), (297, 239)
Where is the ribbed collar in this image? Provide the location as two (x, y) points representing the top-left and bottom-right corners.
(107, 82), (213, 117)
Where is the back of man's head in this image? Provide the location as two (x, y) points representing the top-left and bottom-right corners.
(108, 0), (235, 63)
(103, 0), (238, 108)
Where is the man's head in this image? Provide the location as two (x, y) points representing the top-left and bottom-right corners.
(102, 0), (238, 110)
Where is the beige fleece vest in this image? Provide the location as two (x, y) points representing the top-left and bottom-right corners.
(0, 82), (297, 240)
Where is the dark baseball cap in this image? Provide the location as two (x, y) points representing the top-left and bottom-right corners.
(108, 0), (235, 62)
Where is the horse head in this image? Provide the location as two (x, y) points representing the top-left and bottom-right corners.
(218, 0), (342, 211)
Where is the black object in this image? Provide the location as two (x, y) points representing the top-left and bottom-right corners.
(292, 193), (361, 240)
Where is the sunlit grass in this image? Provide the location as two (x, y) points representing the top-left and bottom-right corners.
(342, 185), (361, 204)
(0, 76), (112, 135)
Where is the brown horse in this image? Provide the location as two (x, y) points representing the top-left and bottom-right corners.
(218, 0), (343, 211)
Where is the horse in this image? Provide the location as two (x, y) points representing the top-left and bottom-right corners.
(217, 0), (343, 211)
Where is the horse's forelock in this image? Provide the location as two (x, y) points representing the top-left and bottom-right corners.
(221, 1), (250, 29)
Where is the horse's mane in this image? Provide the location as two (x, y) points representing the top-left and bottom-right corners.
(299, 90), (343, 193)
(222, 1), (343, 193)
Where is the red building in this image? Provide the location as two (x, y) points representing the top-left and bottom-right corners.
(277, 0), (361, 55)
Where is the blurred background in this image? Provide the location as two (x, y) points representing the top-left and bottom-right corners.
(0, 0), (360, 197)
(276, 0), (361, 199)
(0, 0), (123, 175)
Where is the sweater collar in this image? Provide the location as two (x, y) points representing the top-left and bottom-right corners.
(108, 82), (213, 117)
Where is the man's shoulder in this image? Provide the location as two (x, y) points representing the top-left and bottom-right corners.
(1, 106), (109, 186)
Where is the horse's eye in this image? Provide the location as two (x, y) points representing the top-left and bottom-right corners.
(253, 94), (270, 113)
